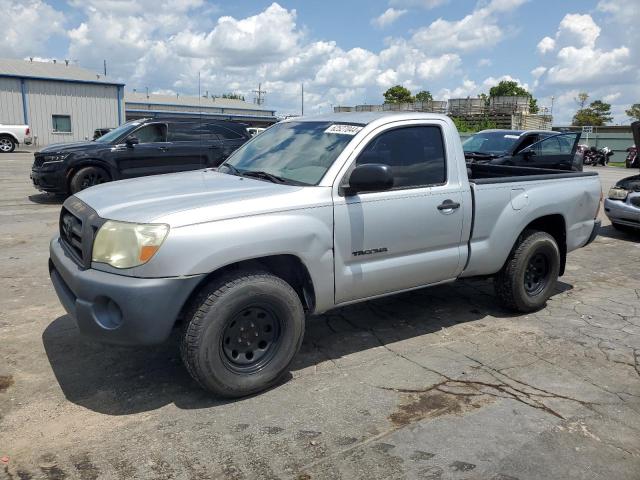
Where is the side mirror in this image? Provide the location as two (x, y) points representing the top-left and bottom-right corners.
(125, 137), (139, 147)
(345, 163), (394, 195)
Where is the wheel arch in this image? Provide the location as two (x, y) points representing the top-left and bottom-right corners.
(66, 160), (114, 188)
(516, 214), (567, 276)
(0, 132), (19, 145)
(178, 254), (317, 323)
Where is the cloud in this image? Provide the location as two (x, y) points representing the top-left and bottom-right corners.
(372, 8), (407, 28)
(409, 0), (525, 53)
(537, 36), (555, 54)
(0, 0), (65, 58)
(557, 13), (600, 48)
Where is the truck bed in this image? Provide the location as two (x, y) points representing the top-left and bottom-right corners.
(461, 163), (601, 278)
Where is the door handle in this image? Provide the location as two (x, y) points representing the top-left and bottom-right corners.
(158, 146), (169, 152)
(437, 200), (461, 211)
(208, 144), (221, 149)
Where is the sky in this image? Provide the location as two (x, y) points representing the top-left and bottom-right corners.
(2, 0), (638, 124)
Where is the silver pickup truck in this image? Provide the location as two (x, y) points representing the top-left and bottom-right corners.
(49, 112), (601, 397)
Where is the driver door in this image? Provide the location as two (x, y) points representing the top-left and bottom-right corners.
(519, 132), (580, 170)
(114, 123), (171, 178)
(333, 123), (465, 304)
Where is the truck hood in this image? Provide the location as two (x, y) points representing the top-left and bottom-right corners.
(75, 170), (331, 227)
(38, 141), (104, 154)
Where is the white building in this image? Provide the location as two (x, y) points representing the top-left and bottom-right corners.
(0, 58), (124, 147)
(124, 92), (277, 127)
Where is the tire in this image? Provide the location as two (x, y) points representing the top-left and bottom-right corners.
(611, 222), (630, 232)
(0, 135), (16, 153)
(181, 270), (305, 397)
(494, 230), (560, 313)
(69, 166), (110, 194)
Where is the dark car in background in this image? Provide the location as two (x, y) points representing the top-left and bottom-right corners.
(463, 129), (582, 171)
(31, 118), (250, 195)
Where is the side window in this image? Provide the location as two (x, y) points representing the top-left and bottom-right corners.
(208, 123), (243, 140)
(131, 124), (167, 143)
(356, 126), (446, 189)
(515, 134), (538, 153)
(167, 123), (202, 142)
(530, 133), (578, 155)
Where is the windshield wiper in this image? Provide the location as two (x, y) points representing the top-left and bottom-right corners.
(241, 170), (289, 184)
(218, 163), (242, 176)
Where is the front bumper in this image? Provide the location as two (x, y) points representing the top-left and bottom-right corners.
(31, 168), (68, 194)
(49, 236), (204, 345)
(604, 197), (640, 229)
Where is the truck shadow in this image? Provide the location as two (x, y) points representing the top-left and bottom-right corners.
(42, 278), (572, 416)
(597, 224), (640, 242)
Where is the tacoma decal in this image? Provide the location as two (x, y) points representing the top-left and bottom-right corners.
(352, 247), (388, 257)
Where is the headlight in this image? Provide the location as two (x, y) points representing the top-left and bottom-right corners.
(92, 221), (169, 269)
(608, 187), (628, 200)
(42, 153), (69, 164)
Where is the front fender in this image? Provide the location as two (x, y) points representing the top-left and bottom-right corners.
(133, 207), (336, 313)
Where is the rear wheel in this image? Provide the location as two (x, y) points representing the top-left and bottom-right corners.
(495, 230), (560, 312)
(0, 135), (16, 153)
(181, 270), (305, 397)
(69, 166), (110, 194)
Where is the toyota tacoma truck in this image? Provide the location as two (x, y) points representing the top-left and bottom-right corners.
(49, 112), (601, 397)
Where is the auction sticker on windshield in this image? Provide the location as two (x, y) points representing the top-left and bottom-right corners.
(504, 134), (520, 139)
(325, 124), (363, 135)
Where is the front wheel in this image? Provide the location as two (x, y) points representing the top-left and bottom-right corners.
(181, 270), (305, 397)
(0, 135), (16, 153)
(494, 230), (560, 313)
(69, 166), (110, 194)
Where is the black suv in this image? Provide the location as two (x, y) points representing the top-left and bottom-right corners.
(463, 130), (583, 171)
(31, 118), (250, 195)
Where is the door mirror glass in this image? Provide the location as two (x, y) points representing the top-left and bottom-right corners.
(125, 136), (139, 147)
(345, 164), (394, 195)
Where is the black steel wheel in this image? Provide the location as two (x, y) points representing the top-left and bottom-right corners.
(221, 304), (281, 372)
(70, 166), (110, 194)
(523, 252), (550, 296)
(495, 230), (560, 312)
(181, 270), (305, 397)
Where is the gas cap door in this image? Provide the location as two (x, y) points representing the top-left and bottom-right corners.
(511, 188), (529, 210)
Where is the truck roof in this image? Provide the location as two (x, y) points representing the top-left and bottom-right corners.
(477, 129), (554, 136)
(283, 111), (452, 126)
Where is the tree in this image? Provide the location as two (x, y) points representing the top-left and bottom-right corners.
(575, 92), (589, 109)
(383, 85), (414, 104)
(488, 80), (538, 113)
(625, 104), (640, 121)
(572, 99), (613, 126)
(415, 90), (433, 102)
(488, 80), (529, 98)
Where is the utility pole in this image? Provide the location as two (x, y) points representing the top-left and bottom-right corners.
(550, 96), (555, 116)
(253, 83), (266, 105)
(103, 60), (107, 76)
(301, 83), (304, 116)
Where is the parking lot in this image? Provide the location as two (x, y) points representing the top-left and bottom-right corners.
(1, 151), (639, 479)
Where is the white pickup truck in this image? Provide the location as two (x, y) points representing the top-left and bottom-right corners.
(0, 124), (32, 152)
(49, 112), (601, 397)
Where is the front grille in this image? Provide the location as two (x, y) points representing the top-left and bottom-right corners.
(631, 197), (640, 208)
(59, 198), (104, 268)
(60, 210), (84, 261)
(33, 155), (45, 168)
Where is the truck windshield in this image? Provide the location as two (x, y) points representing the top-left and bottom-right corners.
(94, 121), (142, 144)
(221, 121), (360, 186)
(463, 132), (520, 155)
